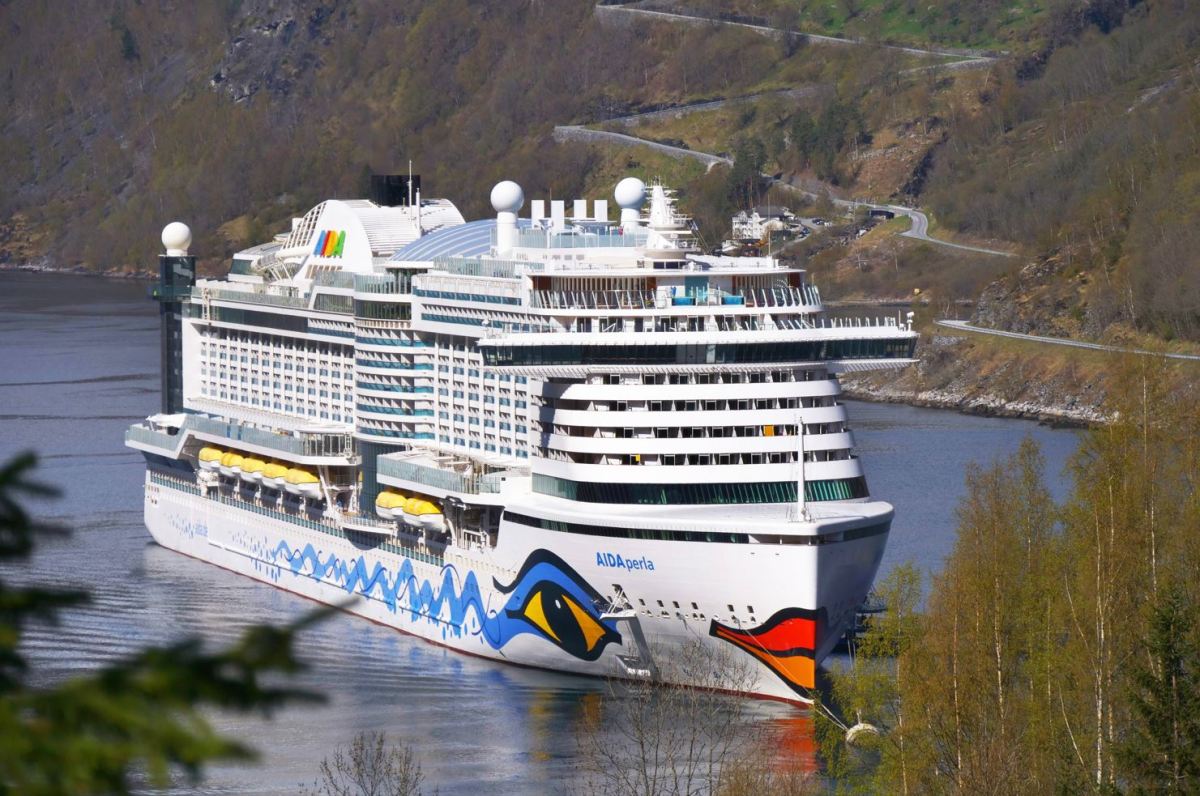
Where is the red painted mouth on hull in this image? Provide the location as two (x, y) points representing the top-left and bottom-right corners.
(709, 608), (818, 695)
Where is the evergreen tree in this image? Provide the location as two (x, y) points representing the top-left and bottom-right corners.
(0, 452), (322, 794)
(727, 137), (767, 210)
(790, 110), (817, 168)
(1119, 581), (1200, 794)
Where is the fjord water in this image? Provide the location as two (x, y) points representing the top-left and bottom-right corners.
(0, 272), (1080, 794)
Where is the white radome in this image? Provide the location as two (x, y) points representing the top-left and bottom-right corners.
(490, 181), (524, 214)
(161, 222), (192, 256)
(614, 177), (646, 209)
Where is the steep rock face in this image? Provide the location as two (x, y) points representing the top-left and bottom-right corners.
(209, 1), (343, 102)
(972, 257), (1078, 338)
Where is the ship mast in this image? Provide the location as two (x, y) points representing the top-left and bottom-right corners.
(796, 409), (811, 523)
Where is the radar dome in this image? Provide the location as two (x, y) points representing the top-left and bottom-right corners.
(490, 181), (525, 214)
(161, 222), (192, 256)
(614, 177), (646, 210)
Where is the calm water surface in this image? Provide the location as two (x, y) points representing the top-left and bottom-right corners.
(0, 272), (1080, 794)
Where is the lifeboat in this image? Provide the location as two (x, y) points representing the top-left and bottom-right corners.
(261, 462), (289, 490)
(239, 457), (267, 484)
(218, 451), (244, 478)
(402, 496), (444, 532)
(285, 467), (320, 498)
(374, 490), (407, 520)
(198, 447), (223, 471)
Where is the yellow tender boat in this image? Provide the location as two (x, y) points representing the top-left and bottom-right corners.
(261, 462), (289, 490)
(374, 490), (407, 520)
(239, 457), (267, 483)
(218, 451), (244, 477)
(402, 496), (444, 531)
(285, 467), (320, 498)
(198, 447), (223, 471)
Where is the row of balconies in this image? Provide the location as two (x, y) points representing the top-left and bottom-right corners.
(536, 449), (853, 466)
(528, 285), (820, 311)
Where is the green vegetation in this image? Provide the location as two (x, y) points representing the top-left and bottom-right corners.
(0, 452), (319, 794)
(925, 0), (1200, 341)
(0, 0), (878, 274)
(3, 0), (1196, 349)
(647, 0), (1051, 50)
(820, 359), (1200, 792)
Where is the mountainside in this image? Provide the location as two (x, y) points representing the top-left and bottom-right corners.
(923, 0), (1200, 343)
(0, 0), (864, 274)
(3, 0), (1198, 347)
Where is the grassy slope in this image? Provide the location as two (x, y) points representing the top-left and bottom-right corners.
(635, 0), (1050, 50)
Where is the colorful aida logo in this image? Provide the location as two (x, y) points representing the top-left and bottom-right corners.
(313, 230), (346, 258)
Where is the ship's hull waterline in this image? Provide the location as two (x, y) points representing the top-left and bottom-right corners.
(145, 474), (889, 703)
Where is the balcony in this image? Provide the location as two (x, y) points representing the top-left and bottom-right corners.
(528, 285), (821, 312)
(125, 423), (183, 454)
(194, 285), (310, 310)
(186, 414), (355, 458)
(377, 456), (509, 495)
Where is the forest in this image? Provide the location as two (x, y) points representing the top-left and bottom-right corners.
(816, 356), (1200, 793)
(0, 0), (1197, 346)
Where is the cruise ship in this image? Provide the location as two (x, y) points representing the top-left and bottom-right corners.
(126, 174), (917, 703)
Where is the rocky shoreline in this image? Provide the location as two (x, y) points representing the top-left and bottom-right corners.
(839, 379), (1105, 427)
(0, 262), (151, 280)
(838, 332), (1111, 427)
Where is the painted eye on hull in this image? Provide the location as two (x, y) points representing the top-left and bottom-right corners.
(510, 580), (618, 661)
(487, 549), (622, 661)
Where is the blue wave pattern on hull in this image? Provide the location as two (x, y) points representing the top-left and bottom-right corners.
(272, 540), (488, 642)
(261, 538), (622, 660)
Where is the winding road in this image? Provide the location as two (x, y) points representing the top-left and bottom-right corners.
(935, 320), (1200, 361)
(595, 4), (999, 69)
(555, 2), (1018, 258)
(552, 122), (1017, 258)
(585, 4), (1197, 362)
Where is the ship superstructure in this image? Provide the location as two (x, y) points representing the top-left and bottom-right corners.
(127, 175), (917, 702)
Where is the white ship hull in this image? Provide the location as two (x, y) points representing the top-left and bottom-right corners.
(144, 474), (889, 703)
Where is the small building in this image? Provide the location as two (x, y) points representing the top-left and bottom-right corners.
(731, 205), (793, 241)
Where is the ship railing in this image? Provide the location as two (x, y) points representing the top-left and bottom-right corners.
(377, 458), (505, 495)
(510, 228), (648, 250)
(126, 424), (183, 453)
(212, 492), (341, 532)
(195, 286), (310, 310)
(312, 271), (356, 289)
(354, 273), (413, 294)
(148, 469), (201, 496)
(149, 285), (194, 302)
(186, 415), (355, 458)
(526, 286), (820, 311)
(529, 290), (658, 310)
(739, 286), (821, 308)
(489, 312), (907, 336)
(431, 257), (527, 280)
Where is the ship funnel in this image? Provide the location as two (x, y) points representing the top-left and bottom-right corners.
(491, 180), (524, 256)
